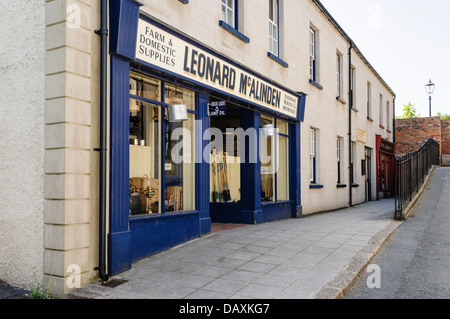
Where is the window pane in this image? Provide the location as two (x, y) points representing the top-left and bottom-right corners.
(130, 72), (161, 101)
(261, 116), (274, 202)
(277, 134), (289, 201)
(227, 8), (234, 27)
(165, 83), (195, 110)
(129, 99), (161, 216)
(269, 0), (274, 21)
(164, 110), (196, 212)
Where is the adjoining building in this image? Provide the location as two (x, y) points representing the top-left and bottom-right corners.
(0, 0), (395, 296)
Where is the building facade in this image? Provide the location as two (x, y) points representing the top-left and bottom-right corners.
(0, 0), (395, 296)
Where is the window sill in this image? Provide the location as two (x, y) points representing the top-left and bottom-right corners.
(336, 184), (347, 188)
(178, 0), (189, 4)
(351, 106), (359, 112)
(336, 97), (346, 105)
(367, 117), (374, 122)
(309, 79), (323, 90)
(219, 21), (250, 43)
(387, 129), (392, 133)
(379, 125), (385, 129)
(267, 52), (289, 68)
(310, 184), (324, 189)
(351, 184), (360, 188)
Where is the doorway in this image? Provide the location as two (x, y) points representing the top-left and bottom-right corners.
(365, 147), (372, 201)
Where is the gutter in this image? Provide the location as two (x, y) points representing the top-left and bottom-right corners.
(94, 0), (109, 282)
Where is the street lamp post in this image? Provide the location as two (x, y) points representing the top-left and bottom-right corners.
(425, 79), (435, 118)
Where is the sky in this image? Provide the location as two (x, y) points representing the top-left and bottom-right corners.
(320, 0), (450, 118)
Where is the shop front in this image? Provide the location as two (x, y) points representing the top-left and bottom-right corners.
(108, 0), (306, 275)
(376, 135), (395, 199)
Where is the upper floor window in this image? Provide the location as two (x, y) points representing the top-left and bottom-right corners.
(269, 0), (279, 56)
(350, 66), (355, 108)
(336, 52), (342, 97)
(386, 101), (391, 130)
(379, 94), (384, 127)
(309, 28), (316, 81)
(222, 0), (236, 28)
(367, 82), (372, 119)
(310, 128), (318, 184)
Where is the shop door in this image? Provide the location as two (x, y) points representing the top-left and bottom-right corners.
(365, 147), (372, 201)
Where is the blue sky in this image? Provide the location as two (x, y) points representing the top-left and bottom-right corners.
(320, 0), (450, 117)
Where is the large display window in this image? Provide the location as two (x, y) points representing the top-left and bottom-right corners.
(129, 72), (196, 216)
(261, 116), (290, 202)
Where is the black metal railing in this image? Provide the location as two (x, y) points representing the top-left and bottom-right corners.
(394, 138), (440, 220)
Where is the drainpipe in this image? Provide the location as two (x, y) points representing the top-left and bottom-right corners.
(348, 42), (353, 207)
(95, 0), (109, 282)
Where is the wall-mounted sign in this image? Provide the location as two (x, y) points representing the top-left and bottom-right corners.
(135, 18), (300, 119)
(357, 128), (367, 144)
(207, 101), (226, 117)
(380, 140), (394, 153)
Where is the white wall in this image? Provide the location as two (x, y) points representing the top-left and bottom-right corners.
(0, 1), (46, 288)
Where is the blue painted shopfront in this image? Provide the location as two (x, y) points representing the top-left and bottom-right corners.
(108, 0), (306, 275)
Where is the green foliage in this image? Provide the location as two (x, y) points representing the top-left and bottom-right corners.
(28, 273), (58, 299)
(437, 112), (450, 120)
(396, 102), (420, 119)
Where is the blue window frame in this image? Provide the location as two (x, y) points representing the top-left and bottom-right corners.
(219, 0), (250, 43)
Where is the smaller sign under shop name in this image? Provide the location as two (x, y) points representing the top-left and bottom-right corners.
(207, 101), (226, 116)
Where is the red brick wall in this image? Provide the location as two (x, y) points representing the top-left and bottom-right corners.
(442, 119), (450, 155)
(395, 117), (442, 156)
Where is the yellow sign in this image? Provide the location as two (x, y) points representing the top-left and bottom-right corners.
(357, 129), (367, 144)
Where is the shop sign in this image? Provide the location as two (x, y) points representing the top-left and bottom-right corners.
(380, 140), (394, 153)
(207, 101), (226, 117)
(135, 18), (299, 119)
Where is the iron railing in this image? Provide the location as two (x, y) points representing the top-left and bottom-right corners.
(394, 138), (440, 220)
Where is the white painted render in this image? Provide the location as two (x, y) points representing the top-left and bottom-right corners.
(0, 1), (46, 288)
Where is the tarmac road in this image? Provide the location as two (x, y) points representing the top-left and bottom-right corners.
(345, 167), (450, 299)
(0, 280), (29, 299)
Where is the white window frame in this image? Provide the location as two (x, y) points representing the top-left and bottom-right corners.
(379, 94), (384, 127)
(367, 82), (372, 119)
(310, 128), (317, 184)
(336, 53), (341, 97)
(350, 66), (355, 108)
(351, 141), (356, 183)
(386, 101), (390, 130)
(337, 136), (344, 184)
(269, 0), (279, 56)
(222, 0), (236, 28)
(309, 28), (316, 81)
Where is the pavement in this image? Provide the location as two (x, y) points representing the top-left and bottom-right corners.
(66, 198), (401, 299)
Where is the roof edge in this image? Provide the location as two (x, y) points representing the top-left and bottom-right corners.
(312, 0), (396, 97)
